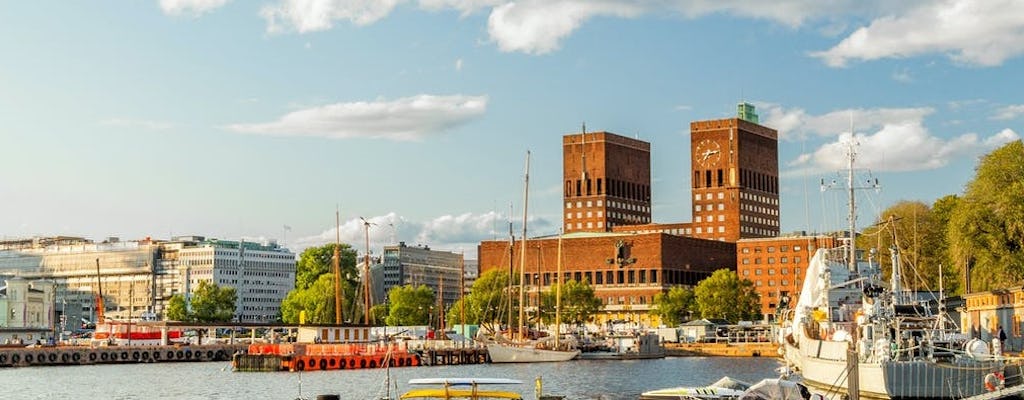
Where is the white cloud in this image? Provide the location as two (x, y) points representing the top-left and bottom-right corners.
(486, 1), (644, 55)
(288, 211), (547, 259)
(758, 104), (934, 141)
(159, 0), (230, 16)
(100, 118), (174, 131)
(226, 94), (488, 141)
(789, 125), (1020, 173)
(992, 105), (1024, 120)
(814, 0), (1024, 67)
(261, 0), (402, 33)
(455, 58), (464, 71)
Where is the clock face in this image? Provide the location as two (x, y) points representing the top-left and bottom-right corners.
(695, 139), (722, 167)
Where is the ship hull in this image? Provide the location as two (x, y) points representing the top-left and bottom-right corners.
(486, 343), (579, 363)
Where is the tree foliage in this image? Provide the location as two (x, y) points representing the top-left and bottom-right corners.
(384, 285), (436, 326)
(445, 269), (514, 328)
(281, 243), (361, 324)
(694, 269), (760, 322)
(653, 286), (696, 326)
(190, 280), (238, 323)
(857, 200), (955, 293)
(538, 279), (602, 326)
(166, 294), (189, 321)
(949, 140), (1024, 292)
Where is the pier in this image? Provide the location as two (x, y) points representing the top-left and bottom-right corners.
(417, 347), (489, 366)
(0, 344), (246, 368)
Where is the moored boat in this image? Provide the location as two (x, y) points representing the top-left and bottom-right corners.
(402, 378), (524, 400)
(640, 376), (750, 400)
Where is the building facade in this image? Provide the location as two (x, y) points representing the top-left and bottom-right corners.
(690, 103), (779, 241)
(0, 236), (295, 326)
(478, 231), (736, 327)
(736, 236), (836, 320)
(0, 277), (56, 344)
(563, 131), (652, 233)
(381, 242), (465, 308)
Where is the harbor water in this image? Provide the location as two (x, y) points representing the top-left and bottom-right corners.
(0, 356), (781, 399)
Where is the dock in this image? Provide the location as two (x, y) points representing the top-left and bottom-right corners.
(418, 347), (489, 366)
(0, 344), (246, 367)
(665, 342), (779, 357)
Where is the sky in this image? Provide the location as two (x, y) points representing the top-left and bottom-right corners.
(2, 0), (1022, 259)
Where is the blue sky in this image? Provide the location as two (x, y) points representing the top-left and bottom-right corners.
(2, 1), (1022, 258)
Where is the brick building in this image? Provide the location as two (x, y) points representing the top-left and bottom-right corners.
(562, 131), (651, 233)
(736, 236), (836, 320)
(477, 231), (735, 327)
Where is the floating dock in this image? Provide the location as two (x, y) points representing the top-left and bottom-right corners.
(0, 344), (245, 368)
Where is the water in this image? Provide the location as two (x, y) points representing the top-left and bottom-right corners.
(0, 357), (782, 400)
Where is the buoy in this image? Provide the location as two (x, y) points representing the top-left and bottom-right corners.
(25, 354), (34, 363)
(369, 358), (377, 368)
(11, 354), (20, 364)
(348, 358), (355, 369)
(398, 357), (405, 367)
(207, 350), (214, 359)
(89, 353), (98, 362)
(121, 351), (129, 360)
(296, 359), (305, 371)
(132, 351), (140, 360)
(360, 358), (367, 368)
(48, 353), (57, 362)
(985, 371), (1005, 391)
(176, 351), (184, 360)
(154, 351), (161, 360)
(0, 354), (7, 364)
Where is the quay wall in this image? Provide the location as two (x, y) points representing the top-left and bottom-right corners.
(0, 344), (247, 368)
(665, 342), (779, 357)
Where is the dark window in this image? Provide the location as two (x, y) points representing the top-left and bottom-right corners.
(717, 169), (723, 187)
(650, 270), (658, 283)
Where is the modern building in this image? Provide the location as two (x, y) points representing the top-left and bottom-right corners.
(736, 235), (836, 320)
(478, 231), (736, 327)
(0, 235), (295, 326)
(690, 103), (779, 241)
(563, 131), (652, 233)
(380, 242), (465, 307)
(0, 277), (56, 344)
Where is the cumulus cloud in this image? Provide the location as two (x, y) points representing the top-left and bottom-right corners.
(225, 94), (488, 141)
(788, 124), (1019, 173)
(288, 211), (553, 259)
(159, 0), (230, 16)
(814, 0), (1024, 67)
(992, 104), (1024, 120)
(759, 104), (934, 141)
(261, 0), (402, 33)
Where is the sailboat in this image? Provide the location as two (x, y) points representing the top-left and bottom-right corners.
(780, 141), (1005, 399)
(485, 151), (580, 363)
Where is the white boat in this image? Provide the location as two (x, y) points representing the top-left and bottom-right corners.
(779, 142), (1004, 399)
(640, 376), (750, 400)
(487, 152), (579, 363)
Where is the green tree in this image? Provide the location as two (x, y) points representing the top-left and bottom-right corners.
(857, 200), (949, 292)
(538, 280), (602, 326)
(950, 140), (1024, 292)
(281, 243), (361, 324)
(385, 285), (436, 326)
(445, 269), (513, 328)
(694, 269), (760, 322)
(931, 194), (962, 294)
(296, 243), (358, 290)
(653, 286), (696, 326)
(166, 294), (189, 321)
(190, 280), (237, 323)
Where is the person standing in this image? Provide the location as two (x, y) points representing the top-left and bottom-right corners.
(998, 326), (1008, 353)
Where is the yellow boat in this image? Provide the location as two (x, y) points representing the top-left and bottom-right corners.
(401, 378), (523, 400)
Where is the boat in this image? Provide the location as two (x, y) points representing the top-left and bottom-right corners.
(779, 141), (1008, 399)
(91, 320), (184, 346)
(485, 152), (580, 363)
(578, 332), (666, 360)
(640, 376), (750, 400)
(401, 378), (524, 400)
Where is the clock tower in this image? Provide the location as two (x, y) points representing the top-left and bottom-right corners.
(690, 103), (779, 242)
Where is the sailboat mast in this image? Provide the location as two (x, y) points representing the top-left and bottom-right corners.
(506, 202), (514, 334)
(555, 231), (563, 348)
(847, 126), (857, 274)
(518, 151), (531, 339)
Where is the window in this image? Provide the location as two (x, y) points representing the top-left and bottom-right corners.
(742, 269), (750, 276)
(742, 258), (750, 264)
(742, 247), (750, 254)
(755, 269), (762, 275)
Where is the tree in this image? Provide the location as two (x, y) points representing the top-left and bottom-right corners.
(281, 243), (361, 324)
(190, 280), (237, 323)
(931, 194), (962, 294)
(653, 286), (696, 326)
(694, 269), (760, 322)
(538, 279), (602, 326)
(856, 200), (949, 292)
(445, 269), (513, 328)
(166, 294), (189, 321)
(384, 285), (436, 326)
(949, 140), (1024, 292)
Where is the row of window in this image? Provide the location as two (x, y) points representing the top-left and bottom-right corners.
(740, 214), (779, 226)
(741, 245), (808, 254)
(740, 191), (778, 205)
(740, 204), (779, 216)
(742, 267), (803, 275)
(565, 178), (651, 202)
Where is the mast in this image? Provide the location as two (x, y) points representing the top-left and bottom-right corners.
(95, 258), (104, 323)
(363, 217), (373, 325)
(460, 251), (466, 348)
(334, 208), (342, 324)
(846, 134), (857, 275)
(555, 230), (563, 349)
(506, 202), (514, 335)
(518, 151), (531, 339)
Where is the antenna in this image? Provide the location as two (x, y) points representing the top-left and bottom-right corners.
(819, 116), (880, 274)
